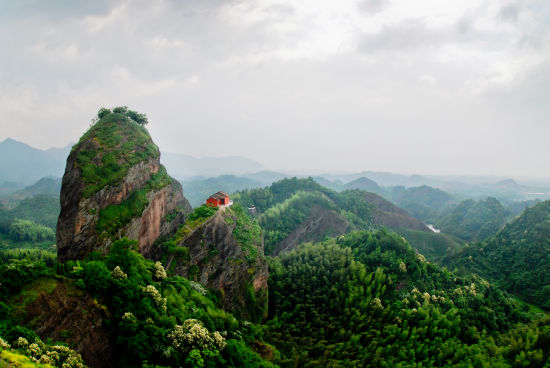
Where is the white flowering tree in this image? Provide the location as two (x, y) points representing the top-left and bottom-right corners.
(167, 319), (226, 366)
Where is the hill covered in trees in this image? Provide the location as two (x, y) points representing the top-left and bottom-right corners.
(443, 199), (550, 310)
(434, 197), (511, 242)
(181, 175), (265, 207)
(265, 230), (550, 367)
(2, 107), (550, 368)
(0, 238), (276, 367)
(389, 185), (456, 223)
(0, 195), (59, 250)
(232, 177), (447, 256)
(232, 177), (470, 260)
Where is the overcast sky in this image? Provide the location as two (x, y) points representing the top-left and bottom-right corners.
(1, 0), (549, 177)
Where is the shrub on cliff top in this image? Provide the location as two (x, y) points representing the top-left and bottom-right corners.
(97, 106), (148, 125)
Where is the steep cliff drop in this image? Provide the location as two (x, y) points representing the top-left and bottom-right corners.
(56, 107), (268, 323)
(56, 108), (192, 262)
(161, 205), (269, 322)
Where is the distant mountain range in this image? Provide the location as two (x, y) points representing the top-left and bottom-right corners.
(316, 172), (550, 202)
(2, 137), (549, 203)
(181, 175), (266, 207)
(0, 138), (269, 187)
(0, 177), (62, 208)
(161, 152), (266, 179)
(0, 138), (71, 185)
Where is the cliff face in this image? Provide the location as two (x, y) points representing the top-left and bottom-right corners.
(56, 109), (268, 323)
(16, 278), (115, 368)
(164, 206), (268, 322)
(57, 112), (191, 262)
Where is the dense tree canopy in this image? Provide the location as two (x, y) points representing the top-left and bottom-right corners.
(266, 230), (549, 367)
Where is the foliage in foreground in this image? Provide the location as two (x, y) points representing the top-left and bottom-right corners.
(0, 336), (86, 367)
(0, 238), (276, 368)
(266, 230), (550, 367)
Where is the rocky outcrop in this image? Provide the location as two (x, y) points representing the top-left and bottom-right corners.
(125, 180), (189, 256)
(165, 208), (268, 322)
(57, 115), (191, 262)
(56, 110), (268, 323)
(22, 278), (115, 368)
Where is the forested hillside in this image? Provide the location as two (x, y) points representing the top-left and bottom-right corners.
(2, 109), (549, 368)
(0, 195), (59, 250)
(0, 239), (276, 367)
(444, 200), (550, 310)
(435, 197), (511, 242)
(266, 230), (550, 367)
(390, 185), (455, 222)
(181, 175), (264, 207)
(233, 177), (438, 256)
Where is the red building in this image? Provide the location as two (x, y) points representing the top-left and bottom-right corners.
(206, 191), (230, 207)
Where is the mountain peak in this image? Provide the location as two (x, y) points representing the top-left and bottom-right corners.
(56, 108), (192, 261)
(1, 137), (26, 146)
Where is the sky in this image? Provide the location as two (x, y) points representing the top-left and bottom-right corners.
(1, 0), (549, 177)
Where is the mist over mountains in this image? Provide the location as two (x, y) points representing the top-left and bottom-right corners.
(2, 113), (550, 367)
(0, 138), (266, 186)
(0, 138), (71, 185)
(2, 138), (550, 206)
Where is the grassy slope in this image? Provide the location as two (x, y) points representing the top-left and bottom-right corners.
(74, 112), (160, 198)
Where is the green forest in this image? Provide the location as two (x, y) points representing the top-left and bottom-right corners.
(0, 195), (59, 250)
(0, 239), (275, 368)
(1, 112), (550, 367)
(444, 200), (550, 310)
(266, 231), (550, 367)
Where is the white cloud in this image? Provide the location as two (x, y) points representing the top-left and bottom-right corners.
(0, 0), (549, 177)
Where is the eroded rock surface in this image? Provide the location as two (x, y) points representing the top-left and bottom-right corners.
(166, 208), (268, 322)
(57, 115), (191, 262)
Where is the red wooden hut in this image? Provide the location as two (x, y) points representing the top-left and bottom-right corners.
(206, 191), (230, 207)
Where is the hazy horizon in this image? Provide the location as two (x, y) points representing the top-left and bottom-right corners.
(1, 0), (549, 178)
(4, 136), (550, 184)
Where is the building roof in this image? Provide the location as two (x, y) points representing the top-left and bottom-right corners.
(209, 191), (229, 200)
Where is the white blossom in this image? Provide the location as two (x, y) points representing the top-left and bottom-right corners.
(39, 354), (54, 365)
(28, 342), (42, 357)
(142, 285), (167, 312)
(154, 261), (167, 280)
(14, 337), (29, 348)
(111, 266), (127, 280)
(0, 337), (10, 350)
(371, 297), (383, 310)
(422, 292), (431, 303)
(189, 281), (207, 296)
(122, 312), (137, 324)
(212, 331), (226, 350)
(167, 319), (226, 352)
